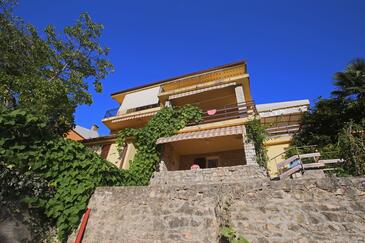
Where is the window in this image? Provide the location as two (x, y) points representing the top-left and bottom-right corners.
(193, 156), (220, 169)
(126, 103), (160, 113)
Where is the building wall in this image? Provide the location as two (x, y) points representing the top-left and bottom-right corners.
(161, 144), (180, 171)
(84, 140), (137, 169)
(122, 142), (137, 169)
(105, 143), (124, 168)
(88, 144), (103, 155)
(265, 135), (292, 177)
(179, 149), (245, 170)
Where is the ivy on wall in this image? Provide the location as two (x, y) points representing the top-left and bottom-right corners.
(0, 106), (202, 241)
(0, 108), (126, 241)
(245, 118), (269, 168)
(116, 105), (203, 185)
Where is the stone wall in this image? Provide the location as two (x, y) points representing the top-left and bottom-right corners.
(71, 176), (365, 243)
(150, 165), (267, 186)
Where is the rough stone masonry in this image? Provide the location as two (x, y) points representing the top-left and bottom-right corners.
(70, 170), (365, 243)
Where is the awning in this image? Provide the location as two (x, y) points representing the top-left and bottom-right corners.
(111, 110), (158, 123)
(168, 82), (236, 100)
(119, 86), (161, 111)
(156, 125), (243, 144)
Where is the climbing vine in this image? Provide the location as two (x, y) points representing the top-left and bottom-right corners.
(116, 105), (203, 185)
(0, 108), (126, 241)
(0, 106), (201, 241)
(245, 118), (269, 168)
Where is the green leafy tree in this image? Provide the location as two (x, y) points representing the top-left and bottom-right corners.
(0, 0), (113, 135)
(292, 59), (365, 147)
(290, 58), (365, 175)
(292, 98), (348, 147)
(332, 58), (365, 100)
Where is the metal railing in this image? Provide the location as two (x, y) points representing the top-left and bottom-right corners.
(104, 107), (119, 119)
(270, 145), (318, 166)
(187, 101), (257, 126)
(270, 145), (343, 179)
(266, 124), (300, 135)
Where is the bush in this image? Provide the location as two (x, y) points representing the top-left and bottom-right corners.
(338, 121), (365, 176)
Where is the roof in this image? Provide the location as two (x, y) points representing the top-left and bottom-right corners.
(111, 60), (246, 96)
(81, 134), (117, 144)
(256, 99), (310, 112)
(74, 125), (99, 139)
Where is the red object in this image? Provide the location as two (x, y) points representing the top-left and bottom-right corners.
(207, 109), (217, 115)
(191, 164), (200, 170)
(75, 208), (91, 243)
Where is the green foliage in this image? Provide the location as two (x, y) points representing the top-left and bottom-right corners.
(0, 3), (114, 237)
(36, 139), (125, 240)
(220, 226), (249, 243)
(0, 1), (113, 135)
(292, 98), (365, 148)
(116, 105), (203, 186)
(0, 108), (54, 170)
(0, 108), (125, 241)
(246, 118), (269, 168)
(332, 58), (365, 100)
(338, 121), (365, 176)
(290, 58), (365, 176)
(0, 106), (201, 240)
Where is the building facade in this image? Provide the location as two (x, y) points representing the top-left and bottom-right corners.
(83, 61), (309, 176)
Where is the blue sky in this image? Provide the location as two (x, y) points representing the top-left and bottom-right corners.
(15, 1), (365, 135)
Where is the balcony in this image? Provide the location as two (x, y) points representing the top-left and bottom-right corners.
(104, 107), (119, 119)
(186, 101), (256, 126)
(103, 101), (256, 131)
(104, 103), (161, 119)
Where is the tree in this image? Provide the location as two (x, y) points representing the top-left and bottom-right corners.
(290, 59), (365, 175)
(0, 0), (113, 135)
(292, 59), (365, 147)
(332, 58), (365, 101)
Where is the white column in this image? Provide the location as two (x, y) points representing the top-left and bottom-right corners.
(235, 85), (247, 117)
(165, 100), (172, 107)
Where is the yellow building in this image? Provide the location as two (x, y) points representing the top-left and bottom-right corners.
(83, 61), (309, 177)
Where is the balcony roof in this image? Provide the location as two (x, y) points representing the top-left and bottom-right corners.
(111, 60), (246, 97)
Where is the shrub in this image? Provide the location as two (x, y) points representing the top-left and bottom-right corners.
(338, 121), (365, 176)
